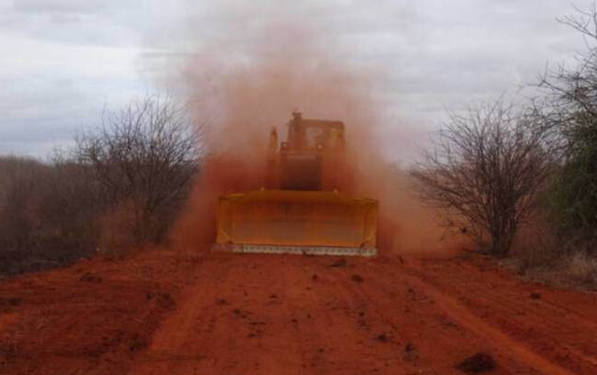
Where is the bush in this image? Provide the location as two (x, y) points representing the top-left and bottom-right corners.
(529, 6), (597, 255)
(75, 95), (201, 247)
(547, 112), (597, 251)
(0, 156), (99, 275)
(411, 100), (555, 257)
(0, 96), (201, 276)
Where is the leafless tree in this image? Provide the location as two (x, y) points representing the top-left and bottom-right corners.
(536, 4), (597, 132)
(411, 101), (555, 256)
(76, 95), (202, 246)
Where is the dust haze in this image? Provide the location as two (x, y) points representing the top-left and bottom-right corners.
(169, 2), (466, 255)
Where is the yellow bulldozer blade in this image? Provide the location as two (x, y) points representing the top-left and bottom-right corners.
(214, 190), (378, 256)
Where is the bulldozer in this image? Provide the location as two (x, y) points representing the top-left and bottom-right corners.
(213, 112), (378, 256)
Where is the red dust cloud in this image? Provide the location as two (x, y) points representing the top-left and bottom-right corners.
(168, 5), (466, 256)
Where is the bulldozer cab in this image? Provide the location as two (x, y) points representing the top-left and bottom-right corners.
(283, 112), (345, 152)
(277, 112), (346, 191)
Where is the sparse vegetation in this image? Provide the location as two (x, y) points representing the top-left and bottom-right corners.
(0, 96), (201, 277)
(411, 101), (556, 257)
(75, 95), (202, 252)
(506, 5), (597, 287)
(411, 4), (597, 288)
(536, 7), (597, 254)
(0, 156), (100, 275)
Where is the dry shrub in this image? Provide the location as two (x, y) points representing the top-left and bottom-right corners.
(503, 209), (597, 290)
(76, 95), (201, 248)
(411, 100), (555, 257)
(507, 241), (597, 290)
(0, 156), (100, 275)
(0, 97), (200, 276)
(524, 252), (597, 290)
(509, 217), (561, 271)
(565, 252), (597, 286)
(96, 200), (141, 259)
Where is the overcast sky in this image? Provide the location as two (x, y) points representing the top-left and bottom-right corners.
(0, 0), (593, 157)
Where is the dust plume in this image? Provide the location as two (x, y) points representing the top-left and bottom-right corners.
(169, 2), (466, 255)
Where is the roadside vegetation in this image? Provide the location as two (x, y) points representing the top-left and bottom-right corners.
(0, 96), (201, 276)
(412, 6), (597, 289)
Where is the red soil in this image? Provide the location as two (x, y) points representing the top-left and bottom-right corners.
(1, 250), (596, 374)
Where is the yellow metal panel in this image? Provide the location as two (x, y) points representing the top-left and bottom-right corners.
(215, 190), (377, 248)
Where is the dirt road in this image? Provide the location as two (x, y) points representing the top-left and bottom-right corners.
(1, 250), (596, 374)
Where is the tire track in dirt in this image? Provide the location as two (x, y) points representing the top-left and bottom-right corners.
(293, 260), (417, 374)
(128, 256), (235, 374)
(313, 263), (425, 373)
(128, 256), (308, 374)
(327, 258), (539, 374)
(123, 253), (597, 374)
(0, 249), (203, 375)
(127, 255), (422, 374)
(407, 258), (597, 374)
(401, 272), (574, 375)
